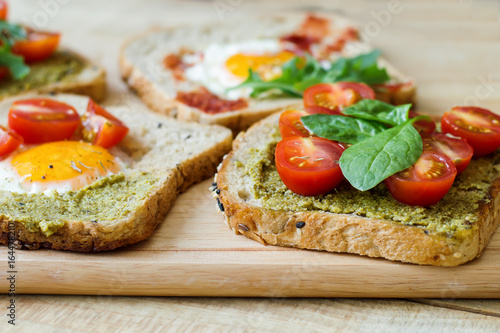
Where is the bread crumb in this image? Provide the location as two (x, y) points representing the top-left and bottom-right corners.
(453, 252), (462, 258)
(439, 254), (446, 261)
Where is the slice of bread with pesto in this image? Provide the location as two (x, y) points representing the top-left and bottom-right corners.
(213, 112), (500, 266)
(0, 49), (106, 102)
(119, 12), (415, 134)
(0, 94), (232, 251)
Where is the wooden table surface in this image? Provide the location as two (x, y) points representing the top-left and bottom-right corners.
(2, 0), (500, 331)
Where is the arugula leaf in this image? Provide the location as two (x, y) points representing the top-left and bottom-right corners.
(339, 117), (424, 191)
(342, 99), (411, 126)
(0, 21), (27, 45)
(228, 50), (390, 98)
(301, 114), (387, 144)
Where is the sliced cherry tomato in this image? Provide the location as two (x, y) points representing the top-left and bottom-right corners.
(0, 66), (9, 80)
(384, 151), (457, 206)
(275, 137), (344, 196)
(0, 1), (7, 20)
(304, 105), (343, 115)
(8, 98), (80, 144)
(279, 109), (311, 138)
(12, 29), (60, 63)
(421, 132), (473, 174)
(441, 106), (500, 156)
(82, 99), (129, 149)
(409, 110), (436, 133)
(0, 125), (23, 157)
(303, 82), (375, 112)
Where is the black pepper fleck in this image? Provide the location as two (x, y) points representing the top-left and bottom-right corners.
(217, 198), (224, 212)
(48, 91), (56, 96)
(91, 220), (98, 224)
(18, 202), (24, 206)
(212, 182), (217, 187)
(41, 176), (46, 180)
(157, 123), (163, 128)
(424, 230), (429, 235)
(49, 165), (53, 169)
(296, 222), (305, 228)
(215, 189), (221, 195)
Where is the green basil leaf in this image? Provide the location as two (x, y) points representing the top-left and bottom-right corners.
(0, 21), (27, 46)
(0, 48), (30, 80)
(339, 118), (423, 191)
(301, 114), (387, 144)
(342, 100), (411, 126)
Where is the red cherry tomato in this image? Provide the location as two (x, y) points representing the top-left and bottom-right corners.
(304, 105), (343, 115)
(441, 106), (500, 156)
(409, 110), (436, 133)
(384, 151), (457, 206)
(8, 98), (81, 144)
(421, 132), (473, 174)
(82, 99), (129, 149)
(0, 1), (7, 20)
(275, 137), (344, 196)
(12, 29), (60, 63)
(0, 125), (23, 157)
(303, 82), (375, 112)
(279, 109), (311, 138)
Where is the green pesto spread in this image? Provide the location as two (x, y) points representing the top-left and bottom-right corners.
(243, 128), (500, 238)
(0, 51), (85, 98)
(0, 172), (160, 236)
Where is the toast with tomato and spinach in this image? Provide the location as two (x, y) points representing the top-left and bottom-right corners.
(212, 98), (500, 266)
(120, 12), (415, 134)
(0, 2), (106, 102)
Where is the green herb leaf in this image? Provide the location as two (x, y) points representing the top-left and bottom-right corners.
(0, 21), (27, 46)
(342, 99), (412, 126)
(228, 50), (390, 98)
(339, 118), (423, 191)
(0, 47), (30, 80)
(301, 114), (387, 144)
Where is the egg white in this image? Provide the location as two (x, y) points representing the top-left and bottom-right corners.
(183, 39), (286, 100)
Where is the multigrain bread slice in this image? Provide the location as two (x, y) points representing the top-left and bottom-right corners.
(213, 112), (500, 266)
(120, 12), (416, 134)
(0, 94), (232, 251)
(0, 49), (106, 102)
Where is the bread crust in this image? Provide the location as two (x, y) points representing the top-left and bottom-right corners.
(214, 113), (500, 266)
(0, 94), (233, 252)
(119, 13), (416, 134)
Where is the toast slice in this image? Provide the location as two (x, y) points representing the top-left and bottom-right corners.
(0, 49), (106, 102)
(213, 112), (500, 266)
(120, 13), (416, 134)
(0, 94), (232, 251)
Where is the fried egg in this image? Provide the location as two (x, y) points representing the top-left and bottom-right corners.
(0, 141), (127, 195)
(183, 39), (294, 99)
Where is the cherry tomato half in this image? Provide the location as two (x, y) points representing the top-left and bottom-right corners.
(441, 106), (500, 156)
(279, 109), (311, 138)
(275, 137), (344, 196)
(12, 29), (60, 63)
(304, 105), (343, 115)
(422, 132), (473, 174)
(82, 99), (129, 149)
(303, 82), (375, 112)
(8, 98), (81, 144)
(0, 125), (23, 157)
(409, 110), (436, 133)
(384, 151), (457, 206)
(0, 1), (7, 20)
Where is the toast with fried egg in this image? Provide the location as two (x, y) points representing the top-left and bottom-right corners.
(213, 112), (500, 266)
(120, 12), (415, 134)
(0, 94), (232, 251)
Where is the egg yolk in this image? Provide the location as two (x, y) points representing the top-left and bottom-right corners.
(11, 141), (121, 192)
(225, 51), (295, 80)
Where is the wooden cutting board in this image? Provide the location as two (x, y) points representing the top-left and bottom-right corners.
(1, 178), (500, 298)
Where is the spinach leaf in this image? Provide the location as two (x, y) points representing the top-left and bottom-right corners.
(342, 99), (411, 126)
(339, 118), (423, 191)
(301, 114), (387, 144)
(228, 50), (390, 98)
